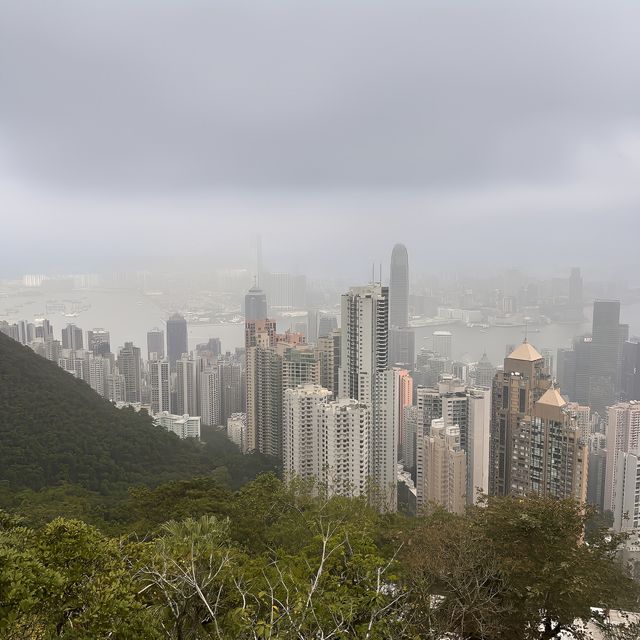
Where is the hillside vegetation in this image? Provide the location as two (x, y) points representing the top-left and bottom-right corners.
(0, 333), (274, 513)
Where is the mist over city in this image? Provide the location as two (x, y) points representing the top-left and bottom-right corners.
(1, 2), (640, 639)
(1, 1), (640, 277)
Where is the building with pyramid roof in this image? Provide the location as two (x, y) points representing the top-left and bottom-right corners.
(506, 341), (544, 362)
(527, 385), (588, 501)
(490, 341), (551, 497)
(474, 352), (496, 389)
(489, 338), (587, 501)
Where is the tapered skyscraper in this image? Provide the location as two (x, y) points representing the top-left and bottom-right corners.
(389, 243), (409, 328)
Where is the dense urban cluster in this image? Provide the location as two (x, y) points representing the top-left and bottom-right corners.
(2, 245), (639, 529)
(3, 244), (640, 638)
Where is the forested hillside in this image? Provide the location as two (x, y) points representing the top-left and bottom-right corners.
(1, 476), (639, 639)
(0, 333), (275, 504)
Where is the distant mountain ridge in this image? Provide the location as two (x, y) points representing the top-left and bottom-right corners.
(0, 332), (271, 496)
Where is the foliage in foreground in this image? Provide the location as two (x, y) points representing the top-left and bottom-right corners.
(1, 475), (639, 639)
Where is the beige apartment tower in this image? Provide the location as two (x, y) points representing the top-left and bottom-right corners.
(417, 418), (467, 515)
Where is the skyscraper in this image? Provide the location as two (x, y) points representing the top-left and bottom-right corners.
(35, 318), (54, 341)
(87, 328), (111, 356)
(557, 334), (592, 405)
(339, 284), (389, 404)
(474, 353), (496, 389)
(413, 378), (491, 505)
(280, 342), (320, 393)
(432, 331), (453, 359)
(605, 401), (640, 513)
(227, 413), (247, 452)
(558, 298), (628, 413)
(283, 384), (333, 484)
(244, 286), (268, 322)
(283, 384), (371, 498)
(389, 326), (415, 368)
(200, 366), (222, 427)
(417, 418), (467, 515)
(147, 328), (165, 361)
(166, 314), (188, 372)
(489, 342), (551, 497)
(569, 267), (583, 309)
(150, 360), (171, 414)
(219, 360), (244, 423)
(525, 388), (588, 501)
(176, 353), (200, 417)
(116, 342), (142, 403)
(589, 300), (626, 414)
(389, 243), (409, 328)
(395, 368), (413, 465)
(622, 340), (640, 401)
(317, 330), (341, 395)
(107, 371), (126, 402)
(489, 344), (586, 501)
(61, 324), (83, 351)
(88, 355), (111, 398)
(467, 387), (491, 502)
(338, 284), (397, 510)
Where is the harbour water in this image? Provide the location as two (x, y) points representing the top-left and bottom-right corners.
(2, 289), (640, 372)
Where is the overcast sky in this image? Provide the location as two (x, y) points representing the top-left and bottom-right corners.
(1, 1), (639, 279)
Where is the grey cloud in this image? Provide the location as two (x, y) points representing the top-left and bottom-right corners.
(0, 1), (639, 278)
(1, 1), (639, 192)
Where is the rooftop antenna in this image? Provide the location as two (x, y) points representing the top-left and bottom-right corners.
(379, 263), (382, 285)
(524, 318), (528, 344)
(372, 263), (375, 285)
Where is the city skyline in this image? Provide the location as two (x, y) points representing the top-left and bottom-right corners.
(1, 2), (639, 633)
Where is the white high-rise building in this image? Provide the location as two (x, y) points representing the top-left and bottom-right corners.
(107, 371), (126, 402)
(467, 387), (491, 503)
(566, 402), (592, 442)
(200, 366), (222, 427)
(283, 384), (371, 499)
(401, 405), (423, 471)
(432, 331), (452, 359)
(339, 284), (389, 404)
(605, 401), (640, 512)
(176, 353), (201, 417)
(413, 380), (491, 506)
(613, 450), (640, 532)
(156, 412), (201, 439)
(320, 398), (371, 498)
(88, 355), (111, 398)
(150, 360), (171, 414)
(373, 368), (401, 510)
(227, 413), (247, 452)
(283, 384), (333, 483)
(338, 284), (397, 511)
(417, 418), (467, 515)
